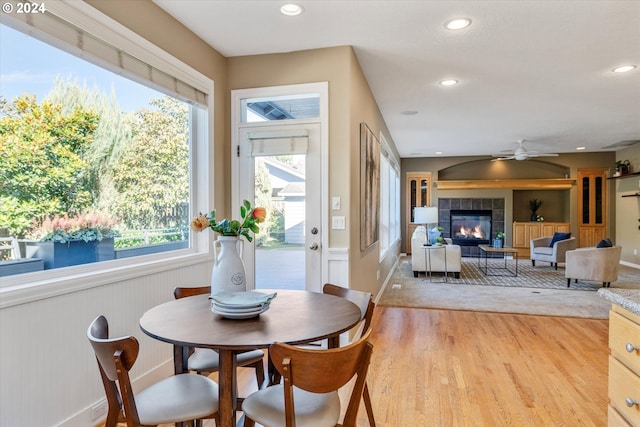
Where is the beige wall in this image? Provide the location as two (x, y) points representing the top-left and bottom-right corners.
(347, 48), (400, 296)
(228, 46), (352, 248)
(227, 47), (401, 296)
(614, 144), (640, 264)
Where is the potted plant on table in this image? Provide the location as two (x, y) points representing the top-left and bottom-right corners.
(493, 231), (505, 248)
(191, 200), (266, 293)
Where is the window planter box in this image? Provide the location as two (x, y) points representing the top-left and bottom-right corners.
(26, 238), (115, 270)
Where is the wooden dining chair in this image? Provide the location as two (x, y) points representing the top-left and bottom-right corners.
(173, 286), (266, 389)
(87, 315), (219, 427)
(323, 283), (376, 426)
(242, 329), (374, 427)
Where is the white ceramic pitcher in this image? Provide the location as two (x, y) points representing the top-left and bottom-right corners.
(211, 236), (246, 294)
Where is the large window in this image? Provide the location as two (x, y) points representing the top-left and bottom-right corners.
(0, 3), (212, 281)
(379, 133), (400, 260)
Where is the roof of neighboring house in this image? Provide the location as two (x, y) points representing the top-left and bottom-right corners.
(278, 182), (305, 197)
(260, 157), (305, 183)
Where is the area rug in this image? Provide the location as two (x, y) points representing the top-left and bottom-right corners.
(377, 256), (640, 319)
(447, 256), (596, 290)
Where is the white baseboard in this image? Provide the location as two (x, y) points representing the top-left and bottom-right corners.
(621, 260), (640, 269)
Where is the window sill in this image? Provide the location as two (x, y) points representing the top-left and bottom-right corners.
(0, 250), (211, 309)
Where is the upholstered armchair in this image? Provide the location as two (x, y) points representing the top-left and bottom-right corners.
(565, 246), (622, 287)
(530, 235), (577, 270)
(411, 226), (462, 278)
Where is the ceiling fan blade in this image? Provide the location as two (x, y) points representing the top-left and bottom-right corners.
(492, 156), (515, 161)
(534, 153), (559, 157)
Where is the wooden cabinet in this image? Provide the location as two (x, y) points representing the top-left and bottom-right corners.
(608, 305), (640, 426)
(578, 168), (608, 247)
(405, 172), (432, 253)
(511, 222), (570, 258)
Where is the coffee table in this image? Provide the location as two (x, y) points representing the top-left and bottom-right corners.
(477, 245), (518, 277)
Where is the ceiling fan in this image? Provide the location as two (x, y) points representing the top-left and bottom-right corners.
(492, 139), (559, 161)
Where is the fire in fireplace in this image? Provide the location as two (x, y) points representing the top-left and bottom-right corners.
(450, 210), (492, 246)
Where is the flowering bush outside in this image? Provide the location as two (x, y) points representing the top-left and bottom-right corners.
(29, 211), (121, 243)
(191, 200), (266, 242)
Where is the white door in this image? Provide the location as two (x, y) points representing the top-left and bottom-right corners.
(237, 123), (322, 292)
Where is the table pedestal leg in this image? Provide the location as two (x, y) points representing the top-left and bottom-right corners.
(173, 345), (189, 427)
(217, 349), (237, 427)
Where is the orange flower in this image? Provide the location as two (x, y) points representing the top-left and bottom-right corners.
(252, 207), (267, 223)
(190, 214), (210, 232)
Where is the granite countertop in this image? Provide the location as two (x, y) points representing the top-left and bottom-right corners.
(598, 288), (640, 315)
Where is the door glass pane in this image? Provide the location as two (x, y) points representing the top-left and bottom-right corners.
(420, 179), (428, 207)
(241, 93), (320, 122)
(595, 177), (603, 224)
(582, 177), (590, 224)
(410, 179), (417, 222)
(254, 155), (305, 290)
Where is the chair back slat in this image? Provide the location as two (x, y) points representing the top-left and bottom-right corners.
(270, 329), (372, 394)
(87, 315), (141, 426)
(269, 330), (373, 427)
(323, 283), (375, 338)
(174, 285), (211, 299)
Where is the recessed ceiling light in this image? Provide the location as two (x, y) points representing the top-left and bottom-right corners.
(280, 4), (303, 16)
(445, 18), (472, 30)
(439, 79), (459, 86)
(612, 65), (637, 73)
(576, 146), (586, 151)
(435, 151), (443, 155)
(401, 110), (418, 115)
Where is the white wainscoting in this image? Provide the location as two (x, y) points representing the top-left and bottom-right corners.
(326, 247), (349, 287)
(0, 258), (212, 427)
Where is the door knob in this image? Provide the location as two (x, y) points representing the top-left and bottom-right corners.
(310, 227), (318, 235)
(309, 243), (319, 250)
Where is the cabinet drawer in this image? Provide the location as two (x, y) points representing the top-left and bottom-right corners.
(609, 356), (640, 426)
(609, 405), (633, 427)
(610, 310), (640, 376)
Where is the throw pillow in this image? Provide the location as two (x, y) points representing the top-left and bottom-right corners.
(549, 232), (571, 247)
(596, 238), (613, 248)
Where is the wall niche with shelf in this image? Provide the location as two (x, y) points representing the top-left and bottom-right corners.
(513, 190), (570, 222)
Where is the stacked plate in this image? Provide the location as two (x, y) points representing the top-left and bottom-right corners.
(210, 291), (277, 319)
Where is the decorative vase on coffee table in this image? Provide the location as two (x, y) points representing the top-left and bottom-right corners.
(211, 236), (246, 294)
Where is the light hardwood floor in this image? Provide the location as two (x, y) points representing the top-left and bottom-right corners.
(158, 306), (609, 427)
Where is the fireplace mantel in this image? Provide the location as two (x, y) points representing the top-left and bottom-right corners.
(434, 178), (575, 190)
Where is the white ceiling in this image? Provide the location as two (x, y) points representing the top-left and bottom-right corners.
(155, 0), (640, 159)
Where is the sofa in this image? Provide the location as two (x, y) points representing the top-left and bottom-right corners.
(565, 245), (622, 287)
(530, 234), (577, 270)
(411, 226), (462, 278)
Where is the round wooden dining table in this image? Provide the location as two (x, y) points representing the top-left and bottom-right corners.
(139, 289), (361, 427)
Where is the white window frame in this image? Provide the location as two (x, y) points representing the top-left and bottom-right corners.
(0, 2), (214, 308)
(378, 132), (400, 261)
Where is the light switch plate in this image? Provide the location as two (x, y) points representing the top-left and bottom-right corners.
(332, 216), (345, 229)
(332, 196), (341, 210)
